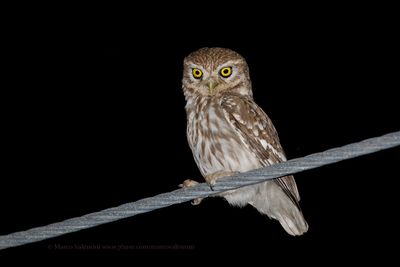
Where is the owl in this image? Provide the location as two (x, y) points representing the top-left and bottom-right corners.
(181, 47), (308, 236)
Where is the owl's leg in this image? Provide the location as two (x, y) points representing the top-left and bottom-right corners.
(179, 179), (203, 205)
(205, 171), (238, 190)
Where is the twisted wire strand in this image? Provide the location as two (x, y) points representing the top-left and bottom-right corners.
(1, 131), (399, 250)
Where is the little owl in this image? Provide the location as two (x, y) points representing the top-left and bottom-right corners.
(181, 47), (308, 236)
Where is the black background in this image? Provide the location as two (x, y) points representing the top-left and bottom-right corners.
(1, 5), (399, 262)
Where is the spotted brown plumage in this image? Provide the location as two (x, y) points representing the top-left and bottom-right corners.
(182, 47), (308, 235)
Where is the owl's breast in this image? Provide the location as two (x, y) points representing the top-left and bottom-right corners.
(186, 98), (261, 177)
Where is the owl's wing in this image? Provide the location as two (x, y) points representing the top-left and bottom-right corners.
(221, 93), (300, 203)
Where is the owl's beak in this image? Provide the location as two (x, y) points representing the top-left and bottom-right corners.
(207, 79), (218, 93)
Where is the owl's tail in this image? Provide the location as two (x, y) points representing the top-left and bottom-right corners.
(251, 181), (309, 236)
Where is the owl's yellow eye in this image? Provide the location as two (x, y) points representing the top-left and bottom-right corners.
(220, 67), (232, 78)
(192, 68), (203, 79)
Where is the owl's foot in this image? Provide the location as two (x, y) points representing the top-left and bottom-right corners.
(205, 171), (238, 191)
(179, 179), (203, 205)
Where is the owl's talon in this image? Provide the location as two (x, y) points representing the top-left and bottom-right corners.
(191, 198), (203, 205)
(208, 180), (216, 191)
(205, 171), (236, 191)
(179, 179), (199, 188)
(179, 179), (204, 205)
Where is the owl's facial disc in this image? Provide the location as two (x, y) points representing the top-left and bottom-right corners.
(185, 59), (245, 95)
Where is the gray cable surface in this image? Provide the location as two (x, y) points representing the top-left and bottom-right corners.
(1, 131), (399, 250)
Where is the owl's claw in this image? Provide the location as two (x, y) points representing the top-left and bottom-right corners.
(179, 179), (203, 205)
(205, 171), (237, 191)
(179, 179), (200, 188)
(208, 180), (216, 191)
(190, 198), (202, 205)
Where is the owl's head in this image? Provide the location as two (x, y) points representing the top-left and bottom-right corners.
(182, 47), (252, 97)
